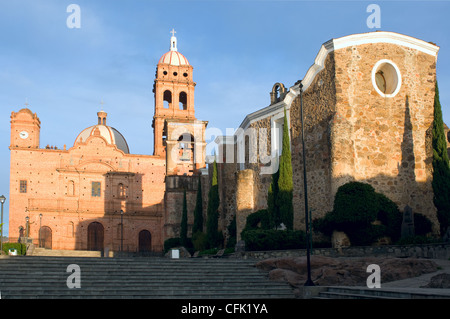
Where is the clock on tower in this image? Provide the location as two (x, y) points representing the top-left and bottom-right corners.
(10, 108), (41, 149)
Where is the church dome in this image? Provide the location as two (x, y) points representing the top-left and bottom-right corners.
(158, 29), (189, 66)
(158, 50), (189, 66)
(74, 111), (130, 154)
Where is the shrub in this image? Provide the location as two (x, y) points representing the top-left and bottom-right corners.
(314, 181), (402, 246)
(192, 231), (208, 252)
(414, 213), (433, 236)
(2, 243), (27, 255)
(226, 216), (237, 249)
(242, 209), (272, 233)
(164, 237), (181, 253)
(241, 229), (305, 251)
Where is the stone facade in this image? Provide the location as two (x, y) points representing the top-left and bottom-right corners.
(8, 33), (208, 253)
(219, 32), (441, 240)
(10, 109), (166, 252)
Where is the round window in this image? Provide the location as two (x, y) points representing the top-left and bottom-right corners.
(371, 59), (401, 97)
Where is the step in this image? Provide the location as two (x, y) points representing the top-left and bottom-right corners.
(317, 286), (450, 299)
(0, 256), (295, 299)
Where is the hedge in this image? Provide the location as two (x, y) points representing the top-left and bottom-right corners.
(241, 229), (305, 251)
(2, 243), (27, 255)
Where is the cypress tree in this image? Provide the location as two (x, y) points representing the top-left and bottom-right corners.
(180, 188), (188, 247)
(192, 175), (204, 234)
(276, 108), (294, 230)
(431, 81), (450, 236)
(267, 168), (279, 228)
(206, 160), (220, 248)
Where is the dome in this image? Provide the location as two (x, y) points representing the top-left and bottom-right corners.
(74, 112), (130, 154)
(158, 50), (189, 66)
(158, 29), (189, 66)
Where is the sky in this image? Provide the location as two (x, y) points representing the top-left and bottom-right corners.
(0, 0), (449, 236)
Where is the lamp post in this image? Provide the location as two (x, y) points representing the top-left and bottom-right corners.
(120, 210), (124, 252)
(0, 195), (6, 254)
(299, 81), (314, 286)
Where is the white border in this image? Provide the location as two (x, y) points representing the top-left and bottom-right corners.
(371, 59), (402, 98)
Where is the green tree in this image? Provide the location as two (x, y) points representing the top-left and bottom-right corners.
(192, 175), (204, 234)
(206, 160), (220, 248)
(276, 108), (294, 230)
(431, 81), (450, 236)
(180, 188), (188, 247)
(267, 169), (279, 228)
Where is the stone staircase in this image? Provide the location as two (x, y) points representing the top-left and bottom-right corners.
(314, 286), (450, 299)
(0, 256), (296, 299)
(32, 248), (102, 257)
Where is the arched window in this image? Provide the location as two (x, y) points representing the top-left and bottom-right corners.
(118, 183), (126, 199)
(67, 180), (75, 196)
(179, 91), (187, 110)
(178, 133), (194, 162)
(163, 90), (172, 109)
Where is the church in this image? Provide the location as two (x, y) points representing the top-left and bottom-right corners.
(9, 31), (207, 253)
(8, 30), (447, 253)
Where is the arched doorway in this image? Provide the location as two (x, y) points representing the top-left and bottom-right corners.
(87, 222), (104, 251)
(138, 230), (152, 253)
(39, 226), (52, 249)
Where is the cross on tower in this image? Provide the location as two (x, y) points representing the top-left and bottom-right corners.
(170, 29), (176, 37)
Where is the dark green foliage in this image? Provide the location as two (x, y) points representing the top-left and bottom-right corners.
(206, 160), (220, 248)
(226, 215), (237, 249)
(414, 213), (433, 236)
(267, 170), (279, 228)
(193, 175), (204, 234)
(242, 209), (272, 233)
(431, 81), (450, 236)
(180, 189), (188, 247)
(163, 237), (181, 253)
(313, 181), (402, 246)
(276, 108), (294, 230)
(242, 229), (305, 251)
(192, 231), (208, 252)
(376, 193), (402, 242)
(2, 243), (27, 255)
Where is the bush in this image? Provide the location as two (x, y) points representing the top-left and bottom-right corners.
(314, 181), (402, 246)
(164, 237), (181, 253)
(414, 213), (433, 236)
(241, 229), (305, 251)
(242, 210), (272, 233)
(192, 231), (208, 252)
(226, 216), (237, 249)
(2, 243), (27, 255)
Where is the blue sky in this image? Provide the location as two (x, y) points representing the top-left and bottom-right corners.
(1, 0), (449, 235)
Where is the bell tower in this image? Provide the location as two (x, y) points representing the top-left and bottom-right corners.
(10, 107), (41, 149)
(152, 30), (207, 175)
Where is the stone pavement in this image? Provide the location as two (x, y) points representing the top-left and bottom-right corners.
(375, 258), (450, 297)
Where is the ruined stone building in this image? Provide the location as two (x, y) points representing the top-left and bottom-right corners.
(8, 32), (207, 253)
(215, 31), (442, 240)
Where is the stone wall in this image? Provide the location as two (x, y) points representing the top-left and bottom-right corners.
(290, 52), (337, 229)
(331, 42), (438, 232)
(164, 175), (200, 239)
(234, 242), (450, 260)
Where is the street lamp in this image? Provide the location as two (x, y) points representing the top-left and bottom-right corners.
(0, 195), (6, 254)
(299, 81), (314, 286)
